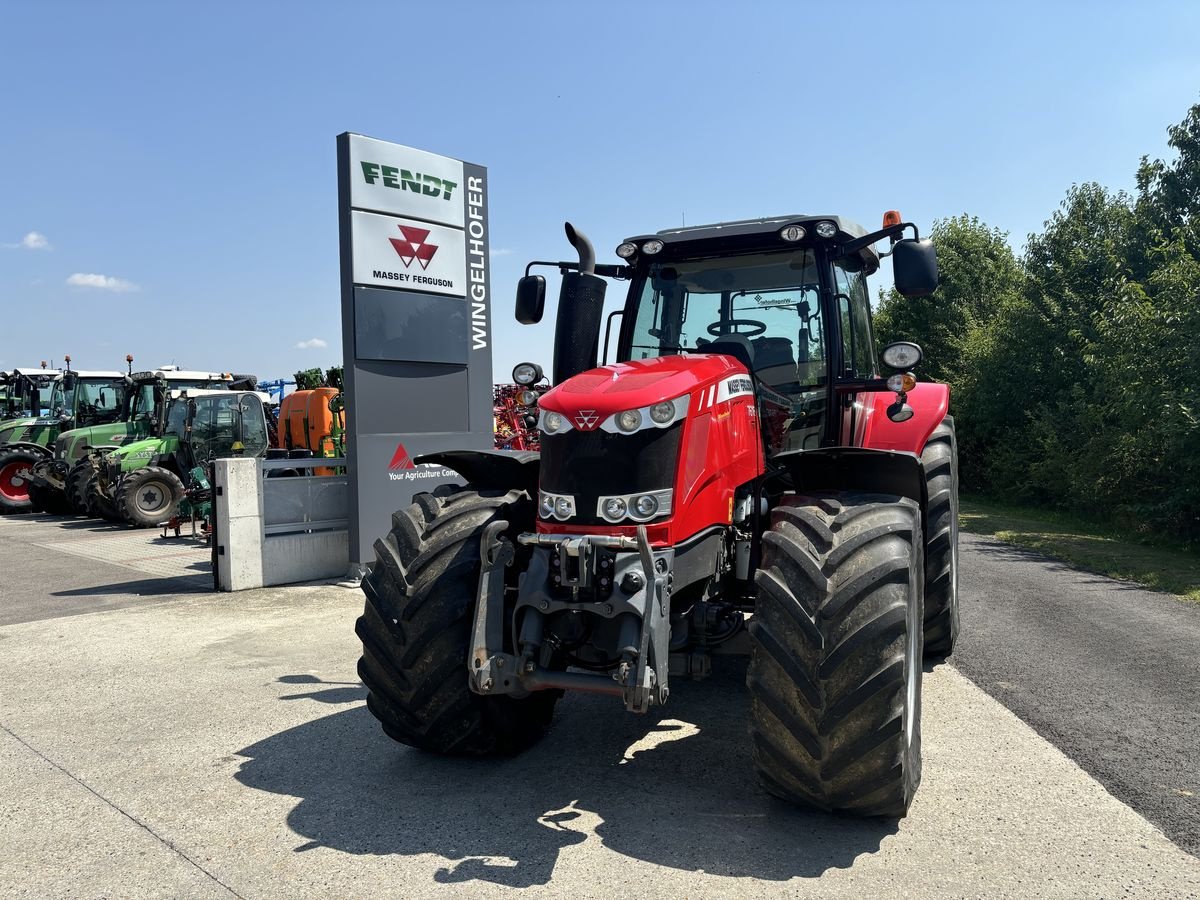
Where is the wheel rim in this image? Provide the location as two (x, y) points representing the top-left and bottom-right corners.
(0, 461), (33, 503)
(135, 480), (171, 514)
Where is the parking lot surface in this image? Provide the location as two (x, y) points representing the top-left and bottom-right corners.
(2, 515), (1199, 898)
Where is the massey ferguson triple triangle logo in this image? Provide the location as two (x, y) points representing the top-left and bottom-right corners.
(574, 410), (599, 429)
(389, 224), (438, 270)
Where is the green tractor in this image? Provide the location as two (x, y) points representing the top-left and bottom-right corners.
(0, 361), (123, 514)
(95, 389), (270, 528)
(41, 367), (238, 518)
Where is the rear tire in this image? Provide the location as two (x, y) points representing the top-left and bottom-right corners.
(67, 460), (96, 515)
(355, 484), (558, 755)
(116, 466), (184, 527)
(921, 417), (960, 656)
(748, 492), (924, 817)
(0, 449), (40, 513)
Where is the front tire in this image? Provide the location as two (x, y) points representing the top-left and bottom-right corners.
(356, 485), (558, 755)
(921, 417), (960, 656)
(748, 492), (924, 817)
(0, 449), (40, 513)
(115, 466), (184, 527)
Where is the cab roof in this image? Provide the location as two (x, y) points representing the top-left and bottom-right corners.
(623, 214), (880, 273)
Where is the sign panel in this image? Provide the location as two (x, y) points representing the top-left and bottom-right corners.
(351, 211), (466, 296)
(338, 133), (493, 571)
(348, 134), (465, 227)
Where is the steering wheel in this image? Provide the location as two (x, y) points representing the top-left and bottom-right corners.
(707, 319), (768, 338)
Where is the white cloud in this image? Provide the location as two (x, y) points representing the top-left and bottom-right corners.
(295, 338), (328, 350)
(66, 272), (139, 292)
(4, 231), (51, 250)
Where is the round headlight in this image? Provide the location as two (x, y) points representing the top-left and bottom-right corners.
(603, 497), (627, 520)
(539, 493), (555, 518)
(649, 401), (675, 425)
(512, 362), (542, 385)
(881, 341), (923, 370)
(554, 497), (573, 519)
(633, 494), (659, 517)
(516, 389), (538, 406)
(779, 224), (806, 242)
(615, 241), (638, 259)
(616, 409), (642, 432)
(641, 239), (664, 255)
(543, 411), (566, 433)
(815, 221), (838, 239)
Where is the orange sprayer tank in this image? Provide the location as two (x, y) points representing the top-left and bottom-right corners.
(278, 388), (340, 455)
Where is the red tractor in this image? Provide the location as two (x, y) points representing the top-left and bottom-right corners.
(356, 213), (957, 817)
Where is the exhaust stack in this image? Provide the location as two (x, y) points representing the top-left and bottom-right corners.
(552, 222), (607, 385)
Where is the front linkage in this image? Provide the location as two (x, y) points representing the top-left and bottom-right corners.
(471, 523), (672, 713)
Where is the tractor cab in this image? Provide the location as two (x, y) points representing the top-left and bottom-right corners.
(100, 389), (269, 528)
(0, 367), (62, 423)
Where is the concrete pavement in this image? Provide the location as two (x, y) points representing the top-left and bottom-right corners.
(1, 517), (1198, 898)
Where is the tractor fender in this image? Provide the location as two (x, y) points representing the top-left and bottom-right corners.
(0, 441), (52, 459)
(415, 450), (540, 497)
(859, 381), (950, 455)
(772, 447), (926, 508)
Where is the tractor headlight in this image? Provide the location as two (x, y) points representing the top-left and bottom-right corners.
(600, 395), (687, 434)
(616, 409), (642, 433)
(615, 241), (638, 259)
(541, 410), (567, 434)
(641, 239), (664, 255)
(779, 224), (806, 242)
(633, 494), (659, 517)
(881, 341), (923, 370)
(598, 489), (673, 523)
(516, 389), (539, 406)
(513, 362), (542, 385)
(539, 491), (576, 521)
(815, 220), (838, 238)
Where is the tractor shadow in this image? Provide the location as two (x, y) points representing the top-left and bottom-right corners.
(234, 661), (898, 888)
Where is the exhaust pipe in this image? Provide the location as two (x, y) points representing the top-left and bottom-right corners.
(552, 222), (607, 384)
(564, 222), (595, 275)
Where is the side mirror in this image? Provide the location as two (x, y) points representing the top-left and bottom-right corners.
(515, 275), (546, 325)
(892, 238), (938, 298)
(62, 372), (78, 392)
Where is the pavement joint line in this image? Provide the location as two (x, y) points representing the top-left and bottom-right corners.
(0, 720), (247, 900)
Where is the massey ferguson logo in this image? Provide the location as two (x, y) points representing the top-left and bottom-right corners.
(574, 410), (599, 429)
(389, 225), (438, 270)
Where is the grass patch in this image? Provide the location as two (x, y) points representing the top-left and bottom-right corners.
(959, 495), (1200, 602)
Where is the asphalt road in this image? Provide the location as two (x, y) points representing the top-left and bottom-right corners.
(953, 531), (1200, 857)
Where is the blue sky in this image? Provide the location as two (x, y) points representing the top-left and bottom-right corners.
(2, 1), (1198, 383)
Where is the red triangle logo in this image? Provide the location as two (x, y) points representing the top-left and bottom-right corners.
(388, 442), (414, 470)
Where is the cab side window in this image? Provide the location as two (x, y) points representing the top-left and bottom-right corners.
(833, 261), (877, 378)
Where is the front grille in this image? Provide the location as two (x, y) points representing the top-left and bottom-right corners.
(540, 422), (681, 526)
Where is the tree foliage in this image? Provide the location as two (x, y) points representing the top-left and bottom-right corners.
(886, 99), (1200, 543)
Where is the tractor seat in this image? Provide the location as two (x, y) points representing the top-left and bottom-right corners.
(695, 334), (755, 372)
(751, 337), (797, 387)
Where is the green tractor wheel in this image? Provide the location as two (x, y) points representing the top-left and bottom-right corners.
(115, 465), (185, 527)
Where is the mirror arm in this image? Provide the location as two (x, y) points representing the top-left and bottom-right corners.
(837, 222), (920, 258)
(524, 260), (631, 280)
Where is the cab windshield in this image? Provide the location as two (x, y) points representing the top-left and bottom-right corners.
(626, 251), (828, 395)
(68, 378), (122, 419)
